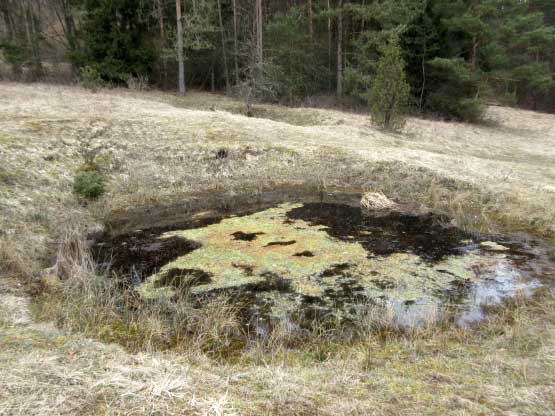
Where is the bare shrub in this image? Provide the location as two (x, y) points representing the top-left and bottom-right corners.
(126, 74), (149, 91)
(53, 211), (95, 280)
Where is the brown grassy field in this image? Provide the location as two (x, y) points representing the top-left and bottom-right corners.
(1, 82), (555, 415)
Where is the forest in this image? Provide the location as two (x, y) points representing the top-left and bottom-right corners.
(1, 0), (554, 121)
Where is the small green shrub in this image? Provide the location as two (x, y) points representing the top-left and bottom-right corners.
(79, 66), (104, 92)
(369, 37), (410, 130)
(73, 171), (106, 199)
(456, 98), (485, 123)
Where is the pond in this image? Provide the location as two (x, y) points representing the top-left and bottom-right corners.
(94, 193), (551, 330)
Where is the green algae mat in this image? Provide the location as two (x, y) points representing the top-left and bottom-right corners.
(94, 202), (540, 325)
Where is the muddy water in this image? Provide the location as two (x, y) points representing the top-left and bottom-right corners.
(94, 195), (553, 329)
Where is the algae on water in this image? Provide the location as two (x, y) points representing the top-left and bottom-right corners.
(138, 204), (510, 316)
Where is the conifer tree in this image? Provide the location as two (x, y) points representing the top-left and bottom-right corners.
(369, 37), (410, 130)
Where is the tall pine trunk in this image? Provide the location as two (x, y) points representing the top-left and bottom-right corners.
(156, 0), (167, 87)
(307, 0), (313, 40)
(232, 0), (239, 84)
(176, 0), (185, 94)
(337, 0), (343, 97)
(327, 0), (332, 91)
(217, 0), (229, 91)
(23, 0), (42, 80)
(256, 0), (263, 69)
(471, 37), (479, 71)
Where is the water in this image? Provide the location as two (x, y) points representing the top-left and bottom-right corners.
(94, 198), (552, 329)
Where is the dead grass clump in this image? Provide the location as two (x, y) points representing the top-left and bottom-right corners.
(0, 166), (17, 186)
(350, 301), (447, 345)
(36, 270), (245, 356)
(172, 294), (243, 356)
(477, 288), (555, 355)
(35, 215), (245, 355)
(360, 191), (398, 212)
(53, 211), (95, 280)
(0, 235), (37, 281)
(240, 301), (450, 367)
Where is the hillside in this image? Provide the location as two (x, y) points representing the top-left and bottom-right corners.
(1, 82), (555, 415)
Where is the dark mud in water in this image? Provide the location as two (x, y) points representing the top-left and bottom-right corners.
(93, 222), (212, 278)
(155, 268), (213, 288)
(94, 234), (201, 279)
(94, 189), (362, 277)
(96, 201), (467, 280)
(286, 203), (472, 262)
(232, 231), (265, 241)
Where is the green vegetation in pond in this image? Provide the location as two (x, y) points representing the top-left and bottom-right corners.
(138, 204), (507, 315)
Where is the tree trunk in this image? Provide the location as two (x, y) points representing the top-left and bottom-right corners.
(327, 0), (332, 91)
(52, 0), (77, 53)
(156, 0), (164, 40)
(176, 0), (186, 95)
(29, 1), (42, 78)
(63, 0), (76, 52)
(156, 0), (167, 87)
(0, 1), (14, 43)
(0, 1), (22, 76)
(471, 37), (479, 71)
(217, 0), (230, 91)
(361, 0), (365, 32)
(232, 0), (239, 84)
(23, 0), (42, 80)
(417, 0), (427, 111)
(337, 0), (343, 97)
(419, 50), (426, 112)
(256, 0), (263, 68)
(307, 0), (313, 40)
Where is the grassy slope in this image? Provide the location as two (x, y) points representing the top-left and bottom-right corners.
(1, 82), (555, 415)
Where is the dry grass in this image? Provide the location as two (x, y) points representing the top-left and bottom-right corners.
(32, 216), (243, 357)
(1, 82), (555, 415)
(6, 286), (555, 415)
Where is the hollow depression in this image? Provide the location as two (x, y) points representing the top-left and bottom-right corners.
(94, 195), (550, 328)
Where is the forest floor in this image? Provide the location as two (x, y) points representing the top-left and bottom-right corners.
(1, 82), (555, 415)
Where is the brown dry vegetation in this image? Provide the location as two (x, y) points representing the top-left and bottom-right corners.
(1, 82), (555, 415)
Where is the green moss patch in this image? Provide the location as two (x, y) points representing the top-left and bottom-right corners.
(138, 204), (514, 319)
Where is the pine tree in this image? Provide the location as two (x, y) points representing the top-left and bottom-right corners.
(403, 0), (442, 112)
(73, 0), (156, 84)
(369, 37), (410, 130)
